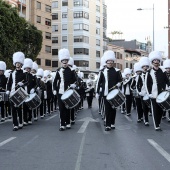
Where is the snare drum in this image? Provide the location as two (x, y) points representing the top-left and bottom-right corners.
(0, 92), (9, 102)
(61, 89), (80, 109)
(10, 88), (28, 107)
(132, 89), (139, 98)
(106, 89), (125, 108)
(25, 93), (41, 110)
(156, 91), (170, 111)
(143, 94), (150, 108)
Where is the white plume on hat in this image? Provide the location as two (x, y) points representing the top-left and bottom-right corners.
(23, 58), (33, 69)
(0, 61), (6, 71)
(163, 59), (170, 69)
(32, 62), (38, 72)
(36, 68), (44, 77)
(103, 50), (116, 62)
(139, 56), (150, 67)
(13, 51), (25, 66)
(4, 69), (12, 78)
(58, 48), (70, 62)
(68, 57), (74, 66)
(149, 51), (162, 63)
(134, 62), (143, 73)
(124, 68), (131, 76)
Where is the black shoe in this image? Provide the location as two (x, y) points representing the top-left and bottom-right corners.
(137, 119), (141, 123)
(155, 127), (162, 131)
(105, 127), (111, 131)
(13, 127), (18, 131)
(59, 126), (65, 131)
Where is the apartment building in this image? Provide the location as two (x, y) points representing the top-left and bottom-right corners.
(5, 0), (52, 70)
(168, 0), (170, 58)
(52, 0), (107, 77)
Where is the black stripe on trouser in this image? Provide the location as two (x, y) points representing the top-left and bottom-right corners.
(135, 97), (143, 120)
(58, 94), (70, 126)
(0, 101), (5, 118)
(104, 96), (116, 127)
(125, 95), (132, 114)
(141, 99), (149, 122)
(150, 99), (163, 128)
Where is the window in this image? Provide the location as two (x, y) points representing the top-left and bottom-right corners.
(45, 32), (51, 39)
(52, 13), (58, 20)
(46, 5), (51, 12)
(62, 12), (67, 18)
(36, 58), (41, 65)
(74, 23), (89, 31)
(126, 63), (128, 68)
(96, 28), (100, 35)
(74, 36), (89, 43)
(74, 60), (89, 67)
(52, 49), (58, 55)
(96, 5), (100, 12)
(62, 0), (68, 6)
(52, 25), (58, 32)
(96, 51), (100, 57)
(45, 18), (51, 26)
(96, 62), (100, 69)
(103, 19), (107, 28)
(62, 36), (67, 42)
(52, 37), (58, 43)
(45, 59), (51, 66)
(74, 0), (89, 8)
(96, 39), (100, 46)
(96, 16), (100, 23)
(74, 11), (89, 19)
(37, 16), (41, 23)
(37, 1), (41, 9)
(62, 24), (67, 30)
(52, 1), (58, 8)
(74, 48), (89, 55)
(45, 46), (51, 53)
(52, 61), (58, 67)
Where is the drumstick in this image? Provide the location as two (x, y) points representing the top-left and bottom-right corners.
(109, 81), (123, 91)
(10, 80), (25, 91)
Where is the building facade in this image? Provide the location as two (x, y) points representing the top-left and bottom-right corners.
(52, 0), (107, 78)
(168, 0), (170, 58)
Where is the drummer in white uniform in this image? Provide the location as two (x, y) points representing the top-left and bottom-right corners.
(53, 49), (77, 131)
(96, 50), (122, 131)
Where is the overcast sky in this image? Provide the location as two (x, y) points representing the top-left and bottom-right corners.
(105, 0), (168, 56)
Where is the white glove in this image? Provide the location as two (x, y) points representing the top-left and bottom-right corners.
(30, 88), (35, 94)
(166, 86), (170, 91)
(149, 94), (153, 98)
(18, 82), (24, 86)
(70, 84), (76, 89)
(95, 93), (99, 100)
(116, 83), (121, 87)
(37, 87), (40, 91)
(53, 90), (56, 95)
(139, 92), (142, 96)
(6, 91), (10, 95)
(44, 91), (47, 99)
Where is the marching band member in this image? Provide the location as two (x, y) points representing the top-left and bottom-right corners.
(0, 61), (7, 122)
(123, 68), (133, 116)
(85, 79), (95, 108)
(120, 72), (126, 114)
(131, 63), (143, 122)
(7, 52), (27, 131)
(53, 49), (77, 131)
(96, 50), (122, 131)
(23, 58), (37, 125)
(4, 69), (12, 119)
(145, 51), (170, 131)
(163, 59), (170, 121)
(138, 57), (151, 126)
(44, 70), (53, 115)
(36, 68), (46, 118)
(51, 71), (57, 112)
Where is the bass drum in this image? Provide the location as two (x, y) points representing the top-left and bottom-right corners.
(106, 89), (125, 108)
(61, 89), (80, 109)
(25, 93), (41, 110)
(156, 91), (170, 111)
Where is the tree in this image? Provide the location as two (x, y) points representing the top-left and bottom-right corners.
(0, 0), (42, 68)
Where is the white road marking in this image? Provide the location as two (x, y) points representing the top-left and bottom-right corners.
(124, 115), (133, 122)
(0, 119), (12, 125)
(75, 132), (86, 170)
(0, 137), (16, 147)
(148, 139), (170, 163)
(45, 114), (57, 121)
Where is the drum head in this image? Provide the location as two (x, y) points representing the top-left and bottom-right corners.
(143, 95), (149, 100)
(156, 91), (169, 103)
(106, 89), (119, 100)
(61, 89), (74, 100)
(25, 93), (36, 102)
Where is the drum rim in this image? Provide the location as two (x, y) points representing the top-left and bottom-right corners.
(156, 91), (170, 103)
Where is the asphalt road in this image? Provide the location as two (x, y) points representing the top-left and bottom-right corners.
(0, 98), (170, 170)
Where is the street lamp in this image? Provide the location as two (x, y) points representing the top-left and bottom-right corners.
(137, 4), (154, 51)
